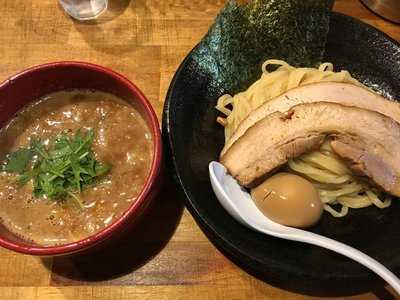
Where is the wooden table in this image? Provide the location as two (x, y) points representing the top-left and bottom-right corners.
(0, 1), (399, 299)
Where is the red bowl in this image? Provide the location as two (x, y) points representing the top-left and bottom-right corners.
(0, 62), (163, 256)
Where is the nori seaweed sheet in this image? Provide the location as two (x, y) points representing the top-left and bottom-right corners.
(192, 0), (335, 94)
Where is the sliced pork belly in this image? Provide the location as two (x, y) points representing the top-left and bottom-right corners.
(221, 82), (400, 157)
(220, 102), (400, 196)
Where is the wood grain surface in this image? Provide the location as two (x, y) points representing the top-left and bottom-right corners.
(0, 1), (399, 299)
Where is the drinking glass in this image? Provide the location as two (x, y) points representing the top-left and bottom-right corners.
(59, 0), (108, 20)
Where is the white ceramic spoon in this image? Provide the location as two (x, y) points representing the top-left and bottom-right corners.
(209, 161), (400, 294)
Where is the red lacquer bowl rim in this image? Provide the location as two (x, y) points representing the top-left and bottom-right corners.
(0, 61), (163, 256)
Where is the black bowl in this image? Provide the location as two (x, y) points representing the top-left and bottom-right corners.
(163, 13), (400, 296)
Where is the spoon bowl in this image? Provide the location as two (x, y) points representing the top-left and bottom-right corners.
(209, 161), (400, 294)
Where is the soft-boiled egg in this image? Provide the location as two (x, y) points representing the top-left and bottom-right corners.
(250, 173), (323, 228)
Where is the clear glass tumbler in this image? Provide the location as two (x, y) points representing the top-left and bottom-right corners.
(59, 0), (108, 20)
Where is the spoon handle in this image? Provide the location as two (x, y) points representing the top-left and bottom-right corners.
(288, 230), (400, 293)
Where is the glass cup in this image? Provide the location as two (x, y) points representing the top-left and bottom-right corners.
(59, 0), (108, 20)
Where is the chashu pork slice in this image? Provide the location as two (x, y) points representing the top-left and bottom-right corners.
(221, 82), (400, 157)
(220, 102), (400, 196)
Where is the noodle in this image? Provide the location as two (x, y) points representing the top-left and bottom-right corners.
(216, 60), (392, 217)
(288, 159), (351, 184)
(287, 140), (391, 216)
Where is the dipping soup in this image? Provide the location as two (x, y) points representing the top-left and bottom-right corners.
(0, 90), (153, 246)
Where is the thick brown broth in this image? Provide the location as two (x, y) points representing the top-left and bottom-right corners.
(0, 90), (153, 246)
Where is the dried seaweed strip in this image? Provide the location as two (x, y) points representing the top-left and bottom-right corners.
(193, 0), (334, 94)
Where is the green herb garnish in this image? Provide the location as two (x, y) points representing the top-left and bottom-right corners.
(1, 129), (112, 209)
(2, 148), (32, 174)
